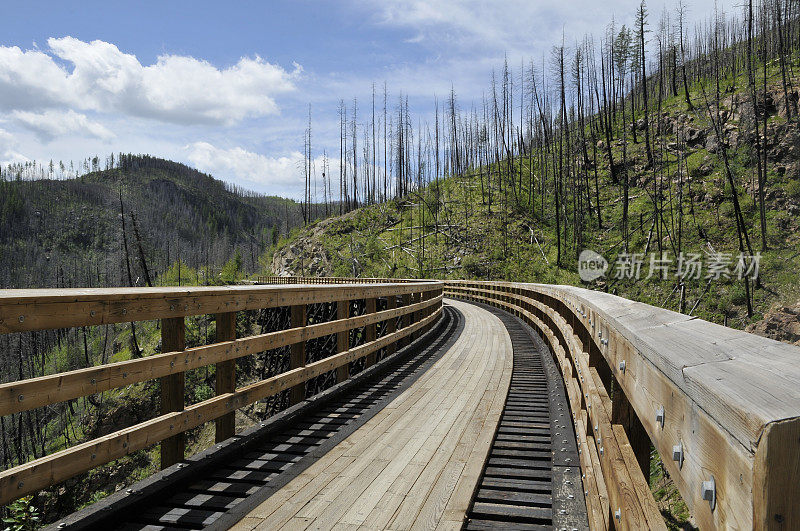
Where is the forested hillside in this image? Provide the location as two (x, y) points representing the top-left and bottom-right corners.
(272, 1), (800, 334)
(0, 156), (313, 525)
(0, 155), (303, 289)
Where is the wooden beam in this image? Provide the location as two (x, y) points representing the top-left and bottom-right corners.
(289, 304), (306, 405)
(0, 308), (442, 505)
(0, 294), (442, 416)
(364, 298), (377, 367)
(160, 317), (185, 469)
(753, 417), (800, 529)
(611, 376), (651, 482)
(0, 282), (442, 333)
(386, 295), (397, 356)
(400, 293), (412, 348)
(214, 312), (236, 443)
(336, 300), (350, 383)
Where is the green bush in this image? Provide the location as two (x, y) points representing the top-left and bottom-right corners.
(786, 178), (800, 200)
(2, 496), (40, 531)
(220, 250), (243, 283)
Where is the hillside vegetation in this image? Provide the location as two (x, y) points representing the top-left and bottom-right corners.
(0, 155), (301, 289)
(0, 156), (309, 525)
(271, 13), (800, 331)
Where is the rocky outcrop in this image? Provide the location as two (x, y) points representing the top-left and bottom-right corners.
(271, 236), (332, 277)
(746, 301), (800, 346)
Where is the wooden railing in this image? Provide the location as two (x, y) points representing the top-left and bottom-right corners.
(256, 276), (419, 285)
(0, 281), (443, 506)
(446, 280), (800, 530)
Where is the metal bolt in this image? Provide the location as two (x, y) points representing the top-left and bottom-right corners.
(90, 310), (96, 317)
(126, 489), (134, 494)
(18, 315), (24, 323)
(91, 378), (96, 385)
(672, 441), (684, 469)
(599, 446), (604, 456)
(18, 394), (24, 402)
(122, 308), (127, 315)
(619, 360), (626, 373)
(702, 476), (716, 511)
(58, 523), (67, 529)
(656, 406), (665, 428)
(615, 508), (621, 521)
(17, 481), (24, 489)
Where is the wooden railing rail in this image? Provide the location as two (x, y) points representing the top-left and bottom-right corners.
(445, 280), (800, 530)
(256, 275), (422, 285)
(0, 282), (443, 506)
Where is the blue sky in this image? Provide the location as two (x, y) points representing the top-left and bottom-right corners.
(0, 0), (736, 198)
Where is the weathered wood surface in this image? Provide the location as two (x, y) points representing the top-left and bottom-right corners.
(0, 282), (443, 506)
(231, 299), (513, 531)
(0, 308), (442, 505)
(0, 294), (442, 416)
(0, 282), (438, 333)
(214, 311), (237, 443)
(447, 280), (800, 530)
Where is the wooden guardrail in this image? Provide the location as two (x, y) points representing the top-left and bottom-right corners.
(446, 280), (800, 530)
(0, 281), (443, 506)
(256, 276), (419, 285)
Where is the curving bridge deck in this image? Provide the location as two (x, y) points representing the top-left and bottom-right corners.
(1, 278), (799, 530)
(233, 299), (516, 530)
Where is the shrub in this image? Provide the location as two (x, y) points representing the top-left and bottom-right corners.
(786, 178), (800, 200)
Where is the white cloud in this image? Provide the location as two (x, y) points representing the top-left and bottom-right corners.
(0, 128), (29, 166)
(184, 141), (346, 198)
(0, 37), (300, 126)
(185, 141), (303, 190)
(12, 109), (114, 142)
(370, 0), (738, 57)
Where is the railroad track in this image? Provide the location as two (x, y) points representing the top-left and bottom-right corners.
(464, 304), (588, 530)
(54, 307), (461, 531)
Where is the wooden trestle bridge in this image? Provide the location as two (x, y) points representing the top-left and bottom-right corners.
(0, 277), (798, 529)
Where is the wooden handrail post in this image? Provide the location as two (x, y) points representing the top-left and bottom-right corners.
(412, 292), (422, 340)
(386, 295), (397, 356)
(215, 312), (236, 443)
(400, 293), (412, 347)
(364, 298), (377, 367)
(289, 304), (306, 405)
(160, 316), (185, 469)
(420, 290), (431, 334)
(336, 300), (350, 383)
(611, 377), (651, 481)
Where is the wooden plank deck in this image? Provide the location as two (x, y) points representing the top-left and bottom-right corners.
(232, 299), (513, 531)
